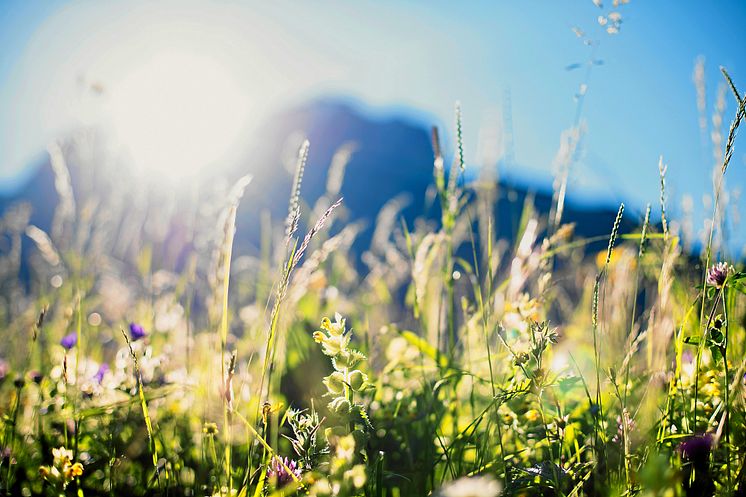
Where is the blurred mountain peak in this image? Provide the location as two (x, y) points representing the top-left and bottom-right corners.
(1, 96), (635, 267)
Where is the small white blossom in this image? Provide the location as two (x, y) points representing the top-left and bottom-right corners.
(436, 475), (502, 497)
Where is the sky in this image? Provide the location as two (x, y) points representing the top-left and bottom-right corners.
(1, 1), (745, 249)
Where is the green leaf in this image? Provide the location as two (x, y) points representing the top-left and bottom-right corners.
(350, 404), (374, 431)
(709, 345), (723, 366)
(709, 329), (725, 347)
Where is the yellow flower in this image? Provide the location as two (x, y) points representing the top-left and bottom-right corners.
(335, 434), (357, 462)
(344, 464), (367, 489)
(203, 422), (219, 435)
(52, 447), (73, 467)
(314, 331), (351, 357)
(64, 462), (84, 479)
(321, 313), (346, 336)
(43, 447), (82, 486)
(701, 381), (721, 399)
(525, 409), (541, 422)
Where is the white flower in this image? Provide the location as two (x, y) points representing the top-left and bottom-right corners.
(436, 475), (502, 497)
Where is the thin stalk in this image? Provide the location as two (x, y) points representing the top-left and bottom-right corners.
(470, 214), (506, 482)
(623, 204), (650, 405)
(591, 203), (624, 488)
(722, 288), (731, 488)
(693, 288), (722, 431)
(2, 384), (22, 494)
(695, 71), (744, 431)
(121, 330), (162, 491)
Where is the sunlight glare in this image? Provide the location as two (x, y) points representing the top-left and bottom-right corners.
(104, 50), (251, 179)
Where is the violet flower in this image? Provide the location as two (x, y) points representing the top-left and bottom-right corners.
(706, 262), (731, 289)
(60, 333), (77, 350)
(267, 456), (302, 488)
(94, 363), (109, 384)
(679, 433), (713, 463)
(129, 322), (147, 341)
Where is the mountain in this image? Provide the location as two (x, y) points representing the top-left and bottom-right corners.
(230, 98), (635, 256)
(231, 99), (438, 251)
(1, 98), (638, 273)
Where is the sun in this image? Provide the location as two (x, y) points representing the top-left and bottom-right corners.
(103, 49), (251, 180)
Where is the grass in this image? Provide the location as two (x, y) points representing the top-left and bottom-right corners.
(0, 68), (745, 497)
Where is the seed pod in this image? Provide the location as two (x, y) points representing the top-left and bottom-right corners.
(324, 372), (346, 395)
(348, 370), (367, 391)
(329, 397), (351, 415)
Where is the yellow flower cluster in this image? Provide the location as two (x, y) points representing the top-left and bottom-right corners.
(313, 314), (352, 357)
(39, 447), (83, 488)
(314, 314), (369, 400)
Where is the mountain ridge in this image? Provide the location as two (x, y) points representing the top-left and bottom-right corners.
(0, 98), (638, 268)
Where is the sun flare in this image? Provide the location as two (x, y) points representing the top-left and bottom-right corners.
(103, 49), (251, 179)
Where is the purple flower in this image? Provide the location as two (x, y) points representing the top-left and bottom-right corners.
(706, 262), (731, 288)
(267, 456), (302, 488)
(682, 350), (694, 363)
(129, 322), (147, 341)
(60, 333), (77, 350)
(94, 363), (109, 384)
(0, 359), (8, 381)
(679, 434), (713, 463)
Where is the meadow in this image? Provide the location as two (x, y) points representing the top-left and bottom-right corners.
(0, 66), (745, 497)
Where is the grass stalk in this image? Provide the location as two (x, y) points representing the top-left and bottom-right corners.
(121, 329), (162, 491)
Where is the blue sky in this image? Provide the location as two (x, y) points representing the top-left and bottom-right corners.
(1, 1), (745, 249)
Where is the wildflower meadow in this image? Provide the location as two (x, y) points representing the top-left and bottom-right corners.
(1, 3), (746, 497)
